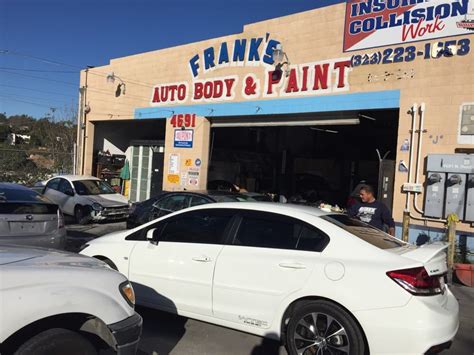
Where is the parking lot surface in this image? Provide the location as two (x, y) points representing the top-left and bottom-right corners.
(67, 222), (474, 355)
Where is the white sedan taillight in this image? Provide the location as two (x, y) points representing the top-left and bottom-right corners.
(387, 267), (444, 296)
(57, 209), (65, 229)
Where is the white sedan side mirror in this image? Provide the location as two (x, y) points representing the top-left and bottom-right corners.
(146, 228), (158, 245)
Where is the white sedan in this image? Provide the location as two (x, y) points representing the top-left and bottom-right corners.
(43, 175), (129, 224)
(80, 202), (459, 355)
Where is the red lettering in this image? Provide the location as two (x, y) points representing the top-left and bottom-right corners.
(152, 87), (160, 103)
(301, 66), (309, 92)
(402, 16), (445, 41)
(177, 114), (184, 127)
(177, 84), (186, 101)
(224, 78), (235, 97)
(313, 63), (329, 90)
(285, 68), (299, 93)
(204, 82), (213, 99)
(334, 60), (351, 89)
(266, 71), (281, 95)
(160, 87), (168, 102)
(213, 80), (223, 98)
(194, 82), (203, 100)
(169, 85), (177, 101)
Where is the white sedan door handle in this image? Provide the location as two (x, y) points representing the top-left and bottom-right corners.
(192, 256), (212, 262)
(279, 262), (307, 270)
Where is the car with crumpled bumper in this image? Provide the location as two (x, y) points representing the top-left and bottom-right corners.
(42, 175), (130, 224)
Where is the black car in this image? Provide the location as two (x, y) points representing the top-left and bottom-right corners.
(126, 190), (256, 229)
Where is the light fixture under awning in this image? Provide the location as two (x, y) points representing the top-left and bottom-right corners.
(210, 118), (360, 128)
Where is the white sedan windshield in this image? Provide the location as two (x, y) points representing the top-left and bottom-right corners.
(73, 180), (115, 195)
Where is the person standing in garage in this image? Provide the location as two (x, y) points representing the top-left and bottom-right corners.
(347, 184), (395, 236)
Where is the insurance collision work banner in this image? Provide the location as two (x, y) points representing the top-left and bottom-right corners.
(343, 0), (474, 52)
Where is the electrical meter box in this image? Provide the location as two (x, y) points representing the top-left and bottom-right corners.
(444, 173), (466, 218)
(424, 172), (446, 218)
(466, 174), (474, 222)
(425, 154), (474, 222)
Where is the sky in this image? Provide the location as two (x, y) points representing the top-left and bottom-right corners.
(0, 0), (344, 119)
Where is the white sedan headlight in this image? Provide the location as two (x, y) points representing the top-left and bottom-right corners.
(91, 203), (104, 211)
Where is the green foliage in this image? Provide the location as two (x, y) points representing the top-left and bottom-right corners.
(0, 113), (76, 185)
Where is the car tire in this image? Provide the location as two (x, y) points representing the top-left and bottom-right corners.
(75, 206), (91, 225)
(285, 300), (366, 355)
(14, 328), (98, 355)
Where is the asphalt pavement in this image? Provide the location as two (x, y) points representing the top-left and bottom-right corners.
(67, 221), (474, 355)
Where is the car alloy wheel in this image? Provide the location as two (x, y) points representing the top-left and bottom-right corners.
(293, 312), (349, 355)
(286, 300), (365, 355)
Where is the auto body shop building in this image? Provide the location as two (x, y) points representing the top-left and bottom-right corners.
(77, 0), (474, 241)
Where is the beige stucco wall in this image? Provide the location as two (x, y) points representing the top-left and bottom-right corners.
(79, 3), (474, 232)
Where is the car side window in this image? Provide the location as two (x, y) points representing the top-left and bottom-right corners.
(159, 210), (233, 244)
(45, 178), (60, 191)
(190, 196), (211, 207)
(156, 195), (189, 213)
(233, 212), (301, 250)
(58, 179), (73, 195)
(296, 225), (330, 252)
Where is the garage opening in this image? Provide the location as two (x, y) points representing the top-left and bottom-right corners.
(92, 119), (166, 201)
(208, 109), (399, 208)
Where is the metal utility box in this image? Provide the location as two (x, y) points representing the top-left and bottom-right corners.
(424, 172), (446, 218)
(466, 174), (474, 222)
(444, 173), (466, 218)
(425, 154), (474, 221)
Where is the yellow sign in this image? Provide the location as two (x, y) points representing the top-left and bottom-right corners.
(185, 159), (192, 167)
(167, 174), (180, 184)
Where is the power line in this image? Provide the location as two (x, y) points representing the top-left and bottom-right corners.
(0, 95), (58, 109)
(0, 49), (79, 69)
(0, 92), (76, 105)
(1, 49), (157, 88)
(0, 78), (146, 103)
(0, 70), (78, 86)
(0, 67), (77, 73)
(0, 83), (77, 98)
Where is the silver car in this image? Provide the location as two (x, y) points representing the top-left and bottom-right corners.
(0, 183), (66, 249)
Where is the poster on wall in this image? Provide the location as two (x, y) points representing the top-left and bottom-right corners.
(169, 153), (180, 174)
(174, 129), (194, 148)
(344, 0), (474, 52)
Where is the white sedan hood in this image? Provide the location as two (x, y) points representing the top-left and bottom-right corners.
(85, 193), (129, 207)
(0, 245), (109, 270)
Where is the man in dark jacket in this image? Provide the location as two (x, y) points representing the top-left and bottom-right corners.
(347, 184), (395, 236)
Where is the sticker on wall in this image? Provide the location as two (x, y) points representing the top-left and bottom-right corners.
(180, 172), (187, 187)
(399, 160), (408, 173)
(185, 159), (192, 167)
(169, 154), (180, 174)
(187, 170), (200, 186)
(167, 174), (180, 184)
(174, 129), (194, 148)
(195, 158), (202, 167)
(400, 139), (410, 151)
(429, 135), (444, 145)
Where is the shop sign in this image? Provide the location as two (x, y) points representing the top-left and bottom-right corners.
(188, 36), (280, 78)
(174, 129), (194, 148)
(344, 0), (474, 52)
(151, 58), (352, 106)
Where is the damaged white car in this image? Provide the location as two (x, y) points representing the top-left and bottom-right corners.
(43, 175), (130, 224)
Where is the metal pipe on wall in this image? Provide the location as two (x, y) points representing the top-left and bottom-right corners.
(405, 103), (418, 212)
